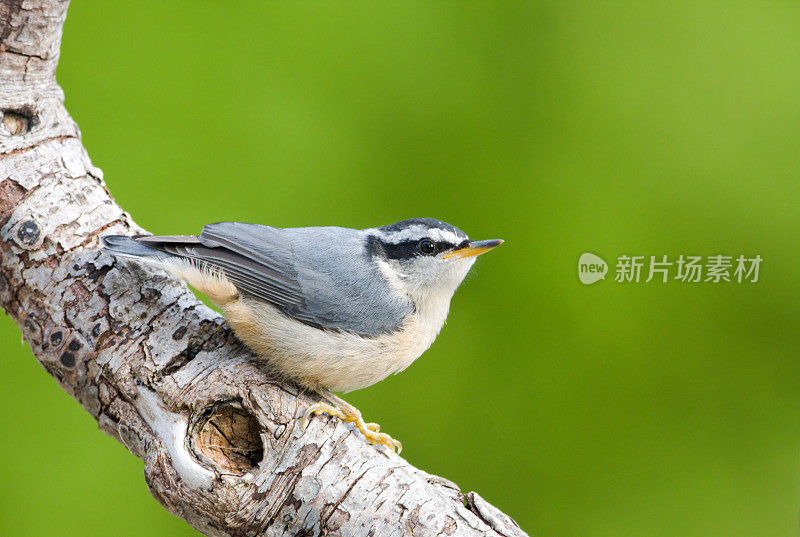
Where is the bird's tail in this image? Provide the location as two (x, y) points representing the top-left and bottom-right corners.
(102, 234), (238, 305)
(101, 235), (173, 263)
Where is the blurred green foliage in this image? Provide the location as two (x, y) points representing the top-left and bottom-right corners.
(2, 1), (800, 536)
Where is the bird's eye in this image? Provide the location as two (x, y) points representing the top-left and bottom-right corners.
(418, 239), (436, 255)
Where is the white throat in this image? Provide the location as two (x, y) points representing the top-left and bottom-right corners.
(402, 256), (476, 350)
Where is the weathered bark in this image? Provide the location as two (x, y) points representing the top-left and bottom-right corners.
(0, 2), (527, 536)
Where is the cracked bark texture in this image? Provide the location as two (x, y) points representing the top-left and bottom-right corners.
(0, 2), (528, 536)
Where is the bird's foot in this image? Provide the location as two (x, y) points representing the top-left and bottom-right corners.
(302, 396), (401, 454)
(365, 422), (380, 432)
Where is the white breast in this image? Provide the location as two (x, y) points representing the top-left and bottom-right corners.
(158, 255), (459, 393)
(223, 291), (450, 393)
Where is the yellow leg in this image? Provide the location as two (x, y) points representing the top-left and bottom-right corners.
(364, 422), (380, 432)
(302, 391), (402, 454)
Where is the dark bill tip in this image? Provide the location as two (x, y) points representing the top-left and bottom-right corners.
(443, 238), (504, 259)
(469, 239), (504, 250)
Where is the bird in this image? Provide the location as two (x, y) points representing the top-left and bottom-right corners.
(102, 218), (502, 453)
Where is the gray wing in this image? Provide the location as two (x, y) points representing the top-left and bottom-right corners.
(137, 222), (412, 336)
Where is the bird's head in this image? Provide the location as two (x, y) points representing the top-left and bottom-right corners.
(366, 218), (502, 306)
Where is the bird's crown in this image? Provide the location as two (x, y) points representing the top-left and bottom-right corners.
(374, 218), (467, 245)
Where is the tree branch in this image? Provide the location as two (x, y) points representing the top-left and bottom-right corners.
(0, 2), (527, 536)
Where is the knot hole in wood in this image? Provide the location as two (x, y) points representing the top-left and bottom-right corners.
(2, 108), (38, 136)
(190, 401), (264, 474)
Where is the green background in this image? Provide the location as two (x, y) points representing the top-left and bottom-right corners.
(1, 1), (799, 536)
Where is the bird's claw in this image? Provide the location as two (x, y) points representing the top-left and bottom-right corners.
(366, 430), (402, 454)
(302, 401), (345, 430)
(302, 400), (402, 454)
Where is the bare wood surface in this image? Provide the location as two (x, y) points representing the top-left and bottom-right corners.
(0, 2), (528, 536)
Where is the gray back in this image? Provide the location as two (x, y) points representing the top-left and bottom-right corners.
(197, 223), (413, 336)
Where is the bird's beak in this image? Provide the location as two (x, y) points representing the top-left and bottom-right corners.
(442, 239), (504, 260)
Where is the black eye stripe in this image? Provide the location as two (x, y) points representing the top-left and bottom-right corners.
(366, 237), (458, 260)
(382, 240), (419, 260)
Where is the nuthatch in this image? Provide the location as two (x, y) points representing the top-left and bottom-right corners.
(102, 218), (502, 452)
